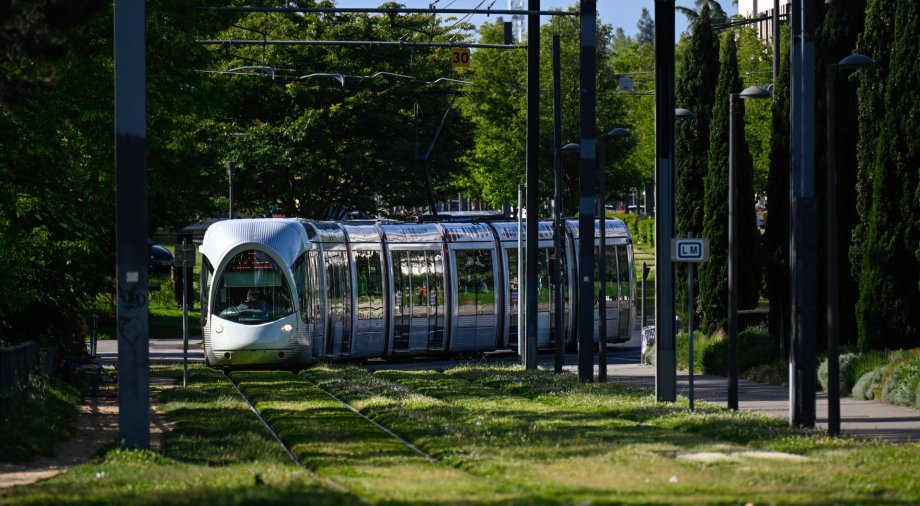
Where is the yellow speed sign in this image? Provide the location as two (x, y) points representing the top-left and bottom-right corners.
(451, 48), (470, 68)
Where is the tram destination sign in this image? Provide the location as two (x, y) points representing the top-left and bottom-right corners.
(671, 238), (710, 263)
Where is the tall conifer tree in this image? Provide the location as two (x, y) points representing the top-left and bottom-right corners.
(855, 0), (920, 349)
(698, 32), (758, 333)
(675, 6), (719, 324)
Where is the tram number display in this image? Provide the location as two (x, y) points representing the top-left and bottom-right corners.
(451, 48), (471, 68)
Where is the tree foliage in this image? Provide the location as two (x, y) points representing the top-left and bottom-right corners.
(854, 0), (920, 349)
(698, 32), (759, 333)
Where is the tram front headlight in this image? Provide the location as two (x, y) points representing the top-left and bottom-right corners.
(281, 324), (293, 333)
(214, 323), (224, 334)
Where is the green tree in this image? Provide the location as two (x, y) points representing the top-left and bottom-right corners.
(854, 0), (920, 349)
(815, 0), (867, 349)
(698, 32), (759, 333)
(675, 6), (719, 324)
(762, 26), (790, 355)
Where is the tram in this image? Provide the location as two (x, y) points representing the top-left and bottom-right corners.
(199, 217), (635, 367)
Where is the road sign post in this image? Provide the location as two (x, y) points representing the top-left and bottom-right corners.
(672, 236), (709, 410)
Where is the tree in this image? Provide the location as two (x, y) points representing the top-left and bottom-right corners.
(815, 0), (867, 349)
(636, 8), (655, 45)
(675, 5), (720, 324)
(677, 0), (730, 25)
(854, 0), (920, 349)
(698, 31), (759, 333)
(762, 26), (790, 355)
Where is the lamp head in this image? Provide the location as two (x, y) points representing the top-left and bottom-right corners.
(562, 143), (580, 152)
(603, 127), (632, 139)
(739, 85), (772, 100)
(837, 53), (874, 69)
(675, 108), (694, 118)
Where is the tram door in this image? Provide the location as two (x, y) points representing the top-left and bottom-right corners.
(324, 250), (351, 356)
(452, 249), (497, 351)
(296, 249), (325, 359)
(391, 249), (445, 354)
(594, 244), (620, 342)
(351, 249), (385, 357)
(615, 244), (633, 340)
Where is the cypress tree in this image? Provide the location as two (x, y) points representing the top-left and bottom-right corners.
(699, 32), (756, 334)
(855, 0), (920, 349)
(675, 5), (719, 325)
(762, 27), (790, 354)
(816, 0), (867, 349)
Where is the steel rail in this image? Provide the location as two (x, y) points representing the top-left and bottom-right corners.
(223, 371), (350, 494)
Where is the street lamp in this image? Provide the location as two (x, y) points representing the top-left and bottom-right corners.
(597, 128), (631, 382)
(826, 53), (874, 436)
(559, 142), (580, 372)
(728, 85), (771, 410)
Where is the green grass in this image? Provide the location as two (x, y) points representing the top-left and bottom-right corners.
(0, 366), (357, 505)
(6, 364), (920, 504)
(0, 374), (81, 462)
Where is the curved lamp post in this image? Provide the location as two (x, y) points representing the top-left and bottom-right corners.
(728, 85), (771, 410)
(826, 53), (874, 435)
(597, 128), (631, 382)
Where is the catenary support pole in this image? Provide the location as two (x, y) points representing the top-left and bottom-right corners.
(552, 34), (565, 373)
(114, 0), (150, 449)
(524, 0), (540, 370)
(654, 0), (677, 401)
(577, 0), (597, 382)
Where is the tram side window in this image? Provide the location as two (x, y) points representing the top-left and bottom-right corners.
(355, 250), (383, 320)
(457, 249), (493, 316)
(594, 245), (618, 302)
(616, 245), (632, 301)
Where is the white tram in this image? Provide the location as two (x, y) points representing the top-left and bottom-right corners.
(200, 218), (634, 367)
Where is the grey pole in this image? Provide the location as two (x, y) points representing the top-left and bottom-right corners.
(114, 0), (150, 449)
(825, 53), (874, 437)
(517, 184), (525, 357)
(182, 237), (189, 388)
(227, 160), (235, 219)
(577, 0), (598, 382)
(773, 0), (780, 88)
(688, 232), (695, 411)
(729, 86), (771, 411)
(728, 93), (739, 410)
(524, 0), (540, 371)
(790, 0), (817, 429)
(598, 128), (631, 382)
(553, 35), (565, 373)
(654, 0), (677, 401)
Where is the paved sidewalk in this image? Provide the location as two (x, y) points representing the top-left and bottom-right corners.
(603, 362), (920, 444)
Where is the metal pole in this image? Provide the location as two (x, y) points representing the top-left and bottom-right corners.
(182, 237), (189, 388)
(517, 184), (525, 357)
(728, 94), (739, 410)
(826, 64), (840, 436)
(654, 0), (677, 401)
(641, 261), (647, 330)
(552, 34), (565, 373)
(773, 0), (780, 88)
(227, 160), (234, 219)
(114, 0), (150, 449)
(598, 139), (607, 382)
(524, 0), (540, 371)
(688, 233), (695, 411)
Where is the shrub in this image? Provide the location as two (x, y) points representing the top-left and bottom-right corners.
(610, 212), (640, 240)
(817, 352), (858, 396)
(880, 351), (920, 407)
(845, 351), (890, 390)
(700, 326), (776, 376)
(852, 367), (884, 400)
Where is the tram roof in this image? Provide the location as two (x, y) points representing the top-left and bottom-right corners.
(564, 218), (630, 240)
(377, 223), (442, 243)
(200, 218), (308, 267)
(440, 222), (494, 243)
(490, 221), (555, 242)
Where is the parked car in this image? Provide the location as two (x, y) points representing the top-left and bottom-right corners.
(149, 244), (174, 273)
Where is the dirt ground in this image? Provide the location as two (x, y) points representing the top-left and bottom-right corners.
(0, 377), (174, 489)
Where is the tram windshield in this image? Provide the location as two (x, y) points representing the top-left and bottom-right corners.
(212, 249), (294, 324)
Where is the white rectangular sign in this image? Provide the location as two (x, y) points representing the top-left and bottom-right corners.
(671, 238), (710, 262)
